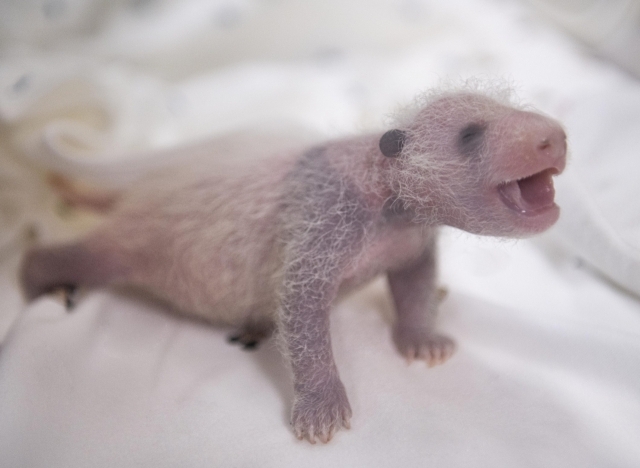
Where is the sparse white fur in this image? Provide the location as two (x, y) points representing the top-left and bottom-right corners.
(21, 84), (567, 444)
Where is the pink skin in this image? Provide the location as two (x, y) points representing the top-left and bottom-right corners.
(19, 92), (567, 444)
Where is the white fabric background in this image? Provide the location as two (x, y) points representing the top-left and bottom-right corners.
(0, 0), (639, 466)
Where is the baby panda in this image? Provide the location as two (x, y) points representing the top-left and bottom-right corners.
(20, 87), (567, 444)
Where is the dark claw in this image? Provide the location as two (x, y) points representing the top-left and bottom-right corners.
(242, 340), (259, 350)
(227, 321), (273, 351)
(63, 285), (77, 311)
(227, 334), (261, 350)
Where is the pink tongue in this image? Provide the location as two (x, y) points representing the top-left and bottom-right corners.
(518, 169), (555, 207)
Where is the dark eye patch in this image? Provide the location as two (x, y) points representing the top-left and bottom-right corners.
(457, 122), (486, 156)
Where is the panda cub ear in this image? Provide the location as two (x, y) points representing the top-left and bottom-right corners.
(379, 129), (407, 158)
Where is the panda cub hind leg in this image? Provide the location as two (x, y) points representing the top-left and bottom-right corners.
(20, 238), (130, 306)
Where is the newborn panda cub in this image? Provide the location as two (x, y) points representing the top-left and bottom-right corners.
(20, 88), (567, 444)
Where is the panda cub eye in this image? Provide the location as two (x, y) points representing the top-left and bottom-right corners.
(458, 122), (486, 156)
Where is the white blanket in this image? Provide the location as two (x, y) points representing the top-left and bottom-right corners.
(1, 0), (639, 466)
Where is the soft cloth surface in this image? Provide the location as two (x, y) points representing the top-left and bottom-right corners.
(1, 0), (640, 466)
(2, 235), (640, 467)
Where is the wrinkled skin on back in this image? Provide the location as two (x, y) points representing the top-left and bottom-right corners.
(20, 89), (567, 444)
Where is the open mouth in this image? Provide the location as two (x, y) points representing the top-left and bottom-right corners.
(498, 168), (560, 216)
